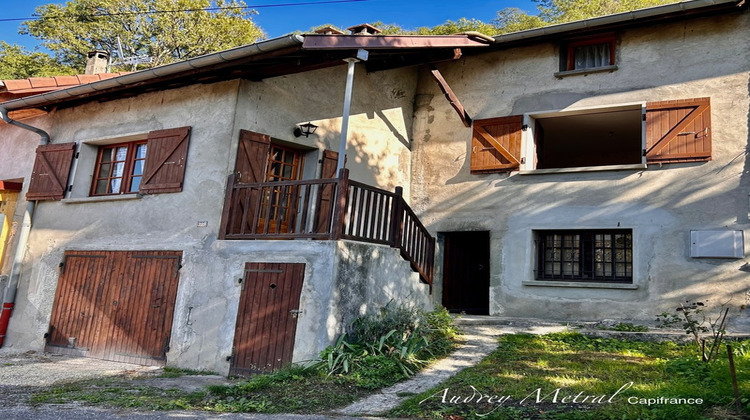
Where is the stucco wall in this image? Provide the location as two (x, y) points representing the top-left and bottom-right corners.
(412, 11), (750, 324)
(0, 64), (425, 373)
(0, 117), (46, 276)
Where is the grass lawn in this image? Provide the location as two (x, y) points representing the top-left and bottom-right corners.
(390, 332), (750, 420)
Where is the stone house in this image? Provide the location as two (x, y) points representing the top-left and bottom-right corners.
(0, 0), (748, 374)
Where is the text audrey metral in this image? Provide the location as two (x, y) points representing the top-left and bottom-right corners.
(419, 382), (635, 414)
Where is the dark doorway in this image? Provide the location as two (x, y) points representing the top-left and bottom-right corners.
(441, 231), (490, 315)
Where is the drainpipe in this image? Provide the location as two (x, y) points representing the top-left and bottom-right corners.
(0, 105), (50, 347)
(336, 49), (369, 172)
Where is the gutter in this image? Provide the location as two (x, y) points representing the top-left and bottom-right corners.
(492, 0), (744, 44)
(0, 34), (305, 112)
(0, 105), (50, 347)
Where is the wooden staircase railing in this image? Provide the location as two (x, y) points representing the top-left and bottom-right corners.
(219, 168), (435, 285)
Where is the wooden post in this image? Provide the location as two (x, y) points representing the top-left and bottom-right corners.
(390, 186), (404, 248)
(217, 173), (236, 240)
(330, 168), (349, 240)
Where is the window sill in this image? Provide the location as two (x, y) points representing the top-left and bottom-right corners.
(554, 65), (618, 78)
(519, 163), (647, 175)
(522, 280), (638, 290)
(62, 194), (142, 204)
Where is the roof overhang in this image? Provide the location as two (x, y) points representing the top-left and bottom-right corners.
(0, 33), (488, 114)
(490, 0), (746, 48)
(0, 180), (23, 192)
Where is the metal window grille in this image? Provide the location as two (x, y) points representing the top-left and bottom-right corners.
(536, 229), (632, 283)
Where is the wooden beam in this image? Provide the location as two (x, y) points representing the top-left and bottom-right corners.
(429, 64), (472, 127)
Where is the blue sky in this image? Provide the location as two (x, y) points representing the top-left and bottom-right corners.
(1, 0), (537, 50)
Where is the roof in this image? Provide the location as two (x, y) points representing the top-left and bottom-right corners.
(0, 34), (489, 113)
(491, 0), (745, 47)
(0, 180), (23, 192)
(0, 73), (128, 121)
(0, 0), (744, 114)
(0, 73), (129, 100)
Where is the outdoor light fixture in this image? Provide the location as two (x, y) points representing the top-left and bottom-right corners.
(294, 122), (318, 137)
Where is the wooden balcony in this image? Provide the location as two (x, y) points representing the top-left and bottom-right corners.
(218, 169), (435, 285)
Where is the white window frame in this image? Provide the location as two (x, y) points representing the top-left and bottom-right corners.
(519, 101), (648, 174)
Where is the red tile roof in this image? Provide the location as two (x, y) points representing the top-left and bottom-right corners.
(1, 73), (129, 121)
(1, 73), (129, 99)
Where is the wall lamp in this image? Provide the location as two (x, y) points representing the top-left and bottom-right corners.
(294, 122), (318, 137)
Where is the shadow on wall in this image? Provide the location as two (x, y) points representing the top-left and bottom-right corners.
(329, 241), (429, 337)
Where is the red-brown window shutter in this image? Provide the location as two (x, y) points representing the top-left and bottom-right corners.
(315, 150), (339, 233)
(645, 98), (711, 164)
(140, 126), (191, 194)
(471, 115), (523, 173)
(234, 129), (271, 182)
(26, 142), (76, 201)
(319, 149), (339, 179)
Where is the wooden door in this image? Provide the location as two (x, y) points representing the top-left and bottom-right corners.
(230, 262), (305, 377)
(46, 251), (181, 365)
(442, 232), (490, 315)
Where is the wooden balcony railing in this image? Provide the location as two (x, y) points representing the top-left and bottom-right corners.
(219, 169), (435, 285)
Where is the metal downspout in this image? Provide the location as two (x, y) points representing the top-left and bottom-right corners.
(0, 105), (50, 347)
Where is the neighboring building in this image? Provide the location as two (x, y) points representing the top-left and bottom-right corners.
(0, 0), (747, 374)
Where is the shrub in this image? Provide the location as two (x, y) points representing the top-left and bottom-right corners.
(314, 304), (458, 387)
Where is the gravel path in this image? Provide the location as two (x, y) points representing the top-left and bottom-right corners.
(0, 351), (160, 407)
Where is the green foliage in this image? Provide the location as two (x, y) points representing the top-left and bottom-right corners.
(656, 300), (730, 362)
(596, 322), (649, 332)
(314, 305), (458, 386)
(0, 42), (76, 79)
(21, 0), (265, 72)
(392, 333), (750, 420)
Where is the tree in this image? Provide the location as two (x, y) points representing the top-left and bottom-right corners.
(493, 0), (678, 33)
(0, 42), (76, 79)
(21, 0), (265, 71)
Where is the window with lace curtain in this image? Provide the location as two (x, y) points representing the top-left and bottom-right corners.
(559, 34), (616, 73)
(91, 141), (147, 195)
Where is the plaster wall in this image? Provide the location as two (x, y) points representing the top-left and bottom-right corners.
(412, 11), (750, 323)
(1, 64), (425, 373)
(233, 64), (417, 195)
(0, 118), (45, 276)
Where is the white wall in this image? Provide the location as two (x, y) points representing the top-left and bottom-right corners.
(412, 11), (750, 324)
(0, 64), (427, 373)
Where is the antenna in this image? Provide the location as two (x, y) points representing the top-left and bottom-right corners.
(111, 36), (153, 68)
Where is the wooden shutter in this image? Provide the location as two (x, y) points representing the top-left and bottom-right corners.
(646, 98), (711, 164)
(234, 130), (271, 182)
(315, 150), (339, 233)
(26, 143), (76, 201)
(140, 126), (191, 194)
(471, 116), (523, 173)
(319, 150), (338, 178)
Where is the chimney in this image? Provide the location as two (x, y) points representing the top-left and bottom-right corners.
(85, 50), (109, 75)
(346, 23), (382, 35)
(314, 26), (345, 35)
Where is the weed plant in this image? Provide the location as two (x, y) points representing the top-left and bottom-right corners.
(318, 304), (458, 380)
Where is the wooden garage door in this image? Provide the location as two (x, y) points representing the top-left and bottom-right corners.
(46, 250), (182, 366)
(230, 262), (305, 377)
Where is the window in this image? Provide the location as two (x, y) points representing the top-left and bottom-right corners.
(559, 34), (616, 73)
(530, 105), (643, 169)
(470, 97), (711, 174)
(264, 144), (304, 230)
(27, 126), (191, 201)
(91, 141), (147, 195)
(536, 229), (633, 283)
(266, 144), (303, 182)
